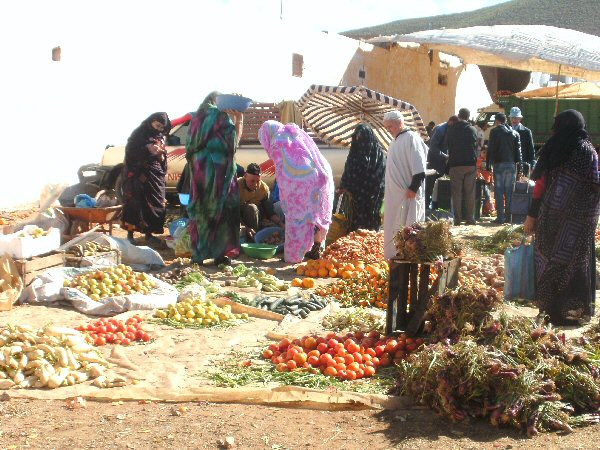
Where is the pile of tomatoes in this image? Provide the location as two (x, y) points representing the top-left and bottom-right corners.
(262, 330), (424, 380)
(75, 315), (151, 346)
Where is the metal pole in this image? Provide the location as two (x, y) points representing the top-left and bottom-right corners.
(554, 64), (562, 116)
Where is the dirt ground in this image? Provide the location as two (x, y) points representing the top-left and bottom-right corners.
(2, 207), (600, 449)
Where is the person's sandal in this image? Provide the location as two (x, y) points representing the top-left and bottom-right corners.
(304, 243), (322, 260)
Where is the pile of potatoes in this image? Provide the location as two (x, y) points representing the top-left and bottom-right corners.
(459, 255), (505, 291)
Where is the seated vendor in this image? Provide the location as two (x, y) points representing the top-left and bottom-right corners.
(238, 163), (284, 240)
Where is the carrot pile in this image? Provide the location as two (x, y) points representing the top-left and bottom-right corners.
(322, 230), (384, 264)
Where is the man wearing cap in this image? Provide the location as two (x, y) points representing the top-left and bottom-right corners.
(382, 110), (428, 259)
(487, 113), (522, 224)
(509, 107), (535, 176)
(238, 163), (284, 240)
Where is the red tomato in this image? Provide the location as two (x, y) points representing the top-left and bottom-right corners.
(135, 330), (145, 340)
(141, 332), (151, 342)
(121, 338), (131, 345)
(375, 345), (386, 357)
(96, 326), (107, 334)
(105, 334), (115, 343)
(113, 339), (122, 345)
(125, 332), (136, 341)
(94, 336), (106, 346)
(127, 326), (137, 334)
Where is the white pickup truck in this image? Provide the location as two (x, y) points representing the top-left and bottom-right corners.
(73, 106), (349, 205)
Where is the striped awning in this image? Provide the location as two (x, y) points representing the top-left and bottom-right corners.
(296, 84), (428, 149)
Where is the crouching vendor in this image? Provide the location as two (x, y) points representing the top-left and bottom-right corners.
(238, 163), (284, 240)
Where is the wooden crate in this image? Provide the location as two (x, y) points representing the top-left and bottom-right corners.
(14, 252), (66, 286)
(386, 258), (460, 337)
(64, 249), (121, 268)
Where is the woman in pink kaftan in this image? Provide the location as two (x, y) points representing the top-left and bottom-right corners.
(258, 121), (334, 263)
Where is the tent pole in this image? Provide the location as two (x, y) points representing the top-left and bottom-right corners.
(554, 64), (562, 116)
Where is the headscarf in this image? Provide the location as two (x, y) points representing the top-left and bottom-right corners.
(197, 91), (219, 113)
(125, 112), (171, 172)
(258, 120), (334, 232)
(532, 109), (590, 180)
(341, 123), (386, 193)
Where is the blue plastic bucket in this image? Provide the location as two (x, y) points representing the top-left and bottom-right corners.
(169, 218), (189, 236)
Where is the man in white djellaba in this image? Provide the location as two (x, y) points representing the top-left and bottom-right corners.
(382, 110), (428, 259)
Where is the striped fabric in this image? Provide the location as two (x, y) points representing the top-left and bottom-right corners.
(296, 84), (428, 149)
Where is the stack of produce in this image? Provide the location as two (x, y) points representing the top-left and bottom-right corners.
(295, 259), (386, 280)
(15, 226), (50, 238)
(63, 265), (157, 301)
(252, 293), (329, 318)
(65, 241), (112, 257)
(154, 298), (248, 327)
(458, 255), (505, 293)
(0, 324), (111, 390)
(394, 221), (455, 262)
(222, 264), (289, 292)
(399, 314), (600, 436)
(262, 331), (423, 379)
(315, 266), (389, 309)
(422, 286), (502, 343)
(74, 315), (151, 346)
(321, 308), (385, 334)
(154, 265), (204, 285)
(322, 230), (384, 264)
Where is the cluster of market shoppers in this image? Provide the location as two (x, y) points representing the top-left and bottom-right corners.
(120, 94), (599, 328)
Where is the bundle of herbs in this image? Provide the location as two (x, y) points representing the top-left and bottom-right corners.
(472, 225), (526, 256)
(393, 221), (455, 262)
(398, 313), (600, 436)
(422, 286), (502, 343)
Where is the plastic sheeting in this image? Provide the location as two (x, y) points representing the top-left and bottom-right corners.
(369, 25), (600, 82)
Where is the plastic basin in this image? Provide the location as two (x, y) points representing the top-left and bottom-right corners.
(254, 226), (284, 253)
(241, 243), (278, 259)
(215, 94), (253, 112)
(168, 218), (189, 236)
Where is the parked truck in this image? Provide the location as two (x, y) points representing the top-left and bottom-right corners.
(476, 82), (600, 149)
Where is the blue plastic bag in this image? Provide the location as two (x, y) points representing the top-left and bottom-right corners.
(504, 241), (535, 301)
(74, 194), (96, 208)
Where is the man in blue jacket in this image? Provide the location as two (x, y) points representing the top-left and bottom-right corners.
(509, 107), (535, 176)
(487, 113), (522, 224)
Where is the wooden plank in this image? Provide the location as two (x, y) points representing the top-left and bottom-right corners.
(14, 252), (65, 273)
(407, 265), (431, 337)
(408, 263), (418, 315)
(211, 296), (284, 322)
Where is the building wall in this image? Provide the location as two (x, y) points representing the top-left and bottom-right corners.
(340, 44), (463, 125)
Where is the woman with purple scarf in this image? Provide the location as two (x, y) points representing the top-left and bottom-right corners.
(524, 110), (600, 326)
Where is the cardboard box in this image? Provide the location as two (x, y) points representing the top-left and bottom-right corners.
(0, 227), (61, 259)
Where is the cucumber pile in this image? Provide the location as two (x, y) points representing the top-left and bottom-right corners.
(253, 293), (329, 318)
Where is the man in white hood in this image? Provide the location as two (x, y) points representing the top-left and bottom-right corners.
(382, 110), (428, 259)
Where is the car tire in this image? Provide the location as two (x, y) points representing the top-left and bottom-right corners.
(113, 172), (125, 204)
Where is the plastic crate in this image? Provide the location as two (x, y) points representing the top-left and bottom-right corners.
(0, 227), (61, 259)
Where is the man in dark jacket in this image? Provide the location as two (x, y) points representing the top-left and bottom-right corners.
(446, 108), (478, 225)
(487, 113), (522, 224)
(509, 106), (535, 176)
(425, 115), (458, 209)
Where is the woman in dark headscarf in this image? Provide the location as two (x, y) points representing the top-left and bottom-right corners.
(186, 91), (243, 265)
(524, 110), (600, 326)
(338, 123), (387, 231)
(122, 112), (171, 244)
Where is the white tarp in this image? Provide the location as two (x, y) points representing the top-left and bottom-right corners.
(368, 25), (600, 82)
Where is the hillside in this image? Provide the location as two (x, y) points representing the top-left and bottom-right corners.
(343, 0), (600, 40)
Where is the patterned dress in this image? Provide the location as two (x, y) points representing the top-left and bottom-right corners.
(121, 112), (170, 234)
(186, 106), (240, 263)
(340, 124), (386, 231)
(530, 110), (600, 325)
(259, 121), (334, 263)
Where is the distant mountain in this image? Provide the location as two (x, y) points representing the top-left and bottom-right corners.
(342, 0), (600, 40)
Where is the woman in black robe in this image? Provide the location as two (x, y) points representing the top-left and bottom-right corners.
(121, 112), (172, 244)
(524, 110), (600, 326)
(338, 123), (387, 231)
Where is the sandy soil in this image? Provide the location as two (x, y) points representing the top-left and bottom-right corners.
(1, 207), (600, 449)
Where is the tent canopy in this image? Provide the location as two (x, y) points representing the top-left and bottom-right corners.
(515, 82), (600, 99)
(368, 25), (600, 82)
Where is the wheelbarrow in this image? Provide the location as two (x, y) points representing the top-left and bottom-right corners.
(57, 205), (123, 240)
